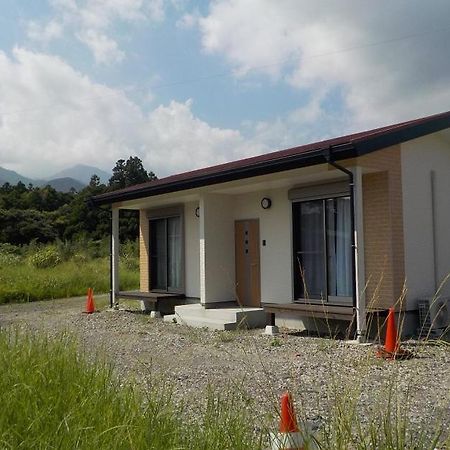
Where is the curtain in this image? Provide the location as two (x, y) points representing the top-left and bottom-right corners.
(299, 201), (325, 299)
(151, 219), (167, 290)
(326, 199), (337, 295)
(167, 217), (181, 289)
(335, 197), (352, 296)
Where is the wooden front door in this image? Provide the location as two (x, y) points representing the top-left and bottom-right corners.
(235, 220), (261, 307)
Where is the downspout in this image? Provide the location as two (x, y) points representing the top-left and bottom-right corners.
(324, 147), (362, 340)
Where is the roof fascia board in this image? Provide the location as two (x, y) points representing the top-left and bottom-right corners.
(353, 115), (450, 156)
(91, 147), (338, 206)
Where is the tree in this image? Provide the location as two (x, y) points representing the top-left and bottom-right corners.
(108, 156), (156, 191)
(107, 157), (157, 241)
(64, 175), (109, 241)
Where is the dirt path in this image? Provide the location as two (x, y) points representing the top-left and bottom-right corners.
(1, 296), (449, 436)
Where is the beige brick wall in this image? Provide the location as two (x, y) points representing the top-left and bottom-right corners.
(139, 210), (150, 292)
(359, 146), (405, 310)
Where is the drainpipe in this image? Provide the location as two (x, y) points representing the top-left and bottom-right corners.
(324, 148), (363, 340)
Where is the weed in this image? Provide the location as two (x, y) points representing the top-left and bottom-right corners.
(270, 337), (282, 347)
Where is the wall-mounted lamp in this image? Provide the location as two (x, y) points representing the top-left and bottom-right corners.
(195, 206), (200, 217)
(261, 197), (272, 209)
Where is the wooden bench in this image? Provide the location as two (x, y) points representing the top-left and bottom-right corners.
(263, 302), (355, 321)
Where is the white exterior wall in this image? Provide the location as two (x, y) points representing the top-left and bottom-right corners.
(200, 194), (236, 304)
(234, 187), (293, 303)
(184, 202), (200, 298)
(401, 133), (450, 305)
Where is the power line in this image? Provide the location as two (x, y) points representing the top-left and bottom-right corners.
(1, 24), (449, 118)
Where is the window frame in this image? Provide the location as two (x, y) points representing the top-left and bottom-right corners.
(147, 205), (184, 294)
(290, 184), (353, 306)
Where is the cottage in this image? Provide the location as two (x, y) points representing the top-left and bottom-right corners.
(91, 111), (450, 339)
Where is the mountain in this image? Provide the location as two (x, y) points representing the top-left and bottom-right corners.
(0, 166), (38, 186)
(0, 163), (110, 192)
(50, 164), (110, 185)
(0, 167), (85, 192)
(43, 177), (85, 192)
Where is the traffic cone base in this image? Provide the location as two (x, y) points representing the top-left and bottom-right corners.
(376, 346), (413, 360)
(83, 288), (96, 314)
(269, 431), (306, 450)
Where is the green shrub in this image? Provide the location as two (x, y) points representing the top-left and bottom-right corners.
(0, 252), (22, 266)
(0, 243), (21, 255)
(28, 246), (62, 268)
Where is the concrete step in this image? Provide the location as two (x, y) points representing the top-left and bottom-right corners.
(173, 303), (266, 331)
(174, 314), (237, 331)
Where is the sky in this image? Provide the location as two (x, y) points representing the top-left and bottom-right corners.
(0, 0), (449, 179)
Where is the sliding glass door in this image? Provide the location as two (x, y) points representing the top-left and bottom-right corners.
(150, 216), (182, 292)
(293, 196), (352, 304)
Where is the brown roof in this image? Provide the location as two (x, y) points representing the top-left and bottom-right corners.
(92, 110), (450, 206)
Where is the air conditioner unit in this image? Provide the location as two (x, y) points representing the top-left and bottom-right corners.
(417, 297), (450, 335)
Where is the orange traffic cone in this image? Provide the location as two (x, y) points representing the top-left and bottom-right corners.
(377, 307), (412, 360)
(84, 288), (95, 314)
(270, 392), (308, 450)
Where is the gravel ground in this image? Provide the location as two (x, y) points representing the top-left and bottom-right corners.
(1, 296), (449, 439)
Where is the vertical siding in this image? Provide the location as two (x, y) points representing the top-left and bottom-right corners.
(139, 210), (150, 292)
(359, 146), (405, 310)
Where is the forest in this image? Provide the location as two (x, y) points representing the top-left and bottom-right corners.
(0, 156), (156, 245)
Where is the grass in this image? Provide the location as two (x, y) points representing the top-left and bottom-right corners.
(0, 257), (138, 304)
(1, 328), (447, 450)
(0, 328), (263, 450)
(0, 240), (139, 304)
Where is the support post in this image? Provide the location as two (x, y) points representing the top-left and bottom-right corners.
(111, 207), (120, 308)
(352, 166), (366, 341)
(199, 196), (206, 305)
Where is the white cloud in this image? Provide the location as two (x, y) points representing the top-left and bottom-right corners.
(197, 0), (450, 129)
(76, 29), (125, 64)
(176, 11), (199, 30)
(28, 0), (174, 64)
(0, 48), (262, 178)
(27, 20), (63, 44)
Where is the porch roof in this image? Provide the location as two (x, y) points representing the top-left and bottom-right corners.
(91, 110), (450, 206)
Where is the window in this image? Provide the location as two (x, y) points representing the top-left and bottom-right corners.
(292, 196), (352, 303)
(150, 216), (182, 292)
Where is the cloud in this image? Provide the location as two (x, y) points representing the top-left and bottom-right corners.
(76, 29), (125, 64)
(28, 0), (173, 64)
(0, 48), (261, 178)
(197, 0), (450, 128)
(27, 20), (63, 44)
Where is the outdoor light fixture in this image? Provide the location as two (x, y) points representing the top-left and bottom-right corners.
(261, 197), (272, 209)
(195, 206), (200, 217)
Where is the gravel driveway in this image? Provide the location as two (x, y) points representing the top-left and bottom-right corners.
(1, 296), (449, 439)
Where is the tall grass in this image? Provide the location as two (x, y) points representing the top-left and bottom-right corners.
(0, 241), (139, 304)
(0, 328), (262, 450)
